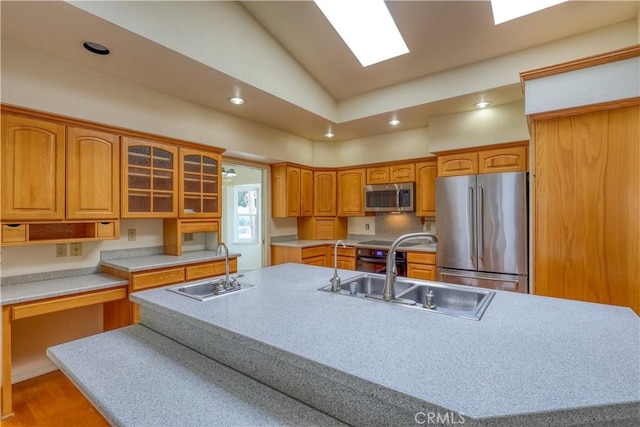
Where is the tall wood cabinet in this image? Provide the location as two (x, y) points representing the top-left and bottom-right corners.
(271, 164), (313, 217)
(532, 103), (639, 314)
(179, 147), (221, 218)
(337, 168), (365, 216)
(313, 170), (336, 216)
(415, 160), (437, 217)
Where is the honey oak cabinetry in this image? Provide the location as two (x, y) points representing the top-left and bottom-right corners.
(271, 164), (313, 217)
(330, 245), (356, 270)
(436, 142), (528, 177)
(313, 170), (337, 216)
(407, 251), (436, 281)
(121, 137), (178, 218)
(415, 160), (437, 217)
(366, 163), (415, 184)
(337, 168), (366, 216)
(297, 217), (347, 240)
(300, 168), (314, 216)
(271, 245), (329, 267)
(179, 147), (221, 218)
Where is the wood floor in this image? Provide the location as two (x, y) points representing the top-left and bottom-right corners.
(2, 370), (109, 427)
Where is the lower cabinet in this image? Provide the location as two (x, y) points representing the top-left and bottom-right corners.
(271, 244), (357, 270)
(103, 257), (237, 323)
(407, 252), (436, 281)
(331, 246), (356, 270)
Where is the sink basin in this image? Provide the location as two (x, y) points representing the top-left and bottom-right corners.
(319, 273), (494, 320)
(167, 278), (255, 301)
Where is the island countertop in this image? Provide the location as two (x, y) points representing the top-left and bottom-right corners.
(130, 263), (640, 426)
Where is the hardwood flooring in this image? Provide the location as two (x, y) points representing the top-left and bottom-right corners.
(2, 370), (109, 427)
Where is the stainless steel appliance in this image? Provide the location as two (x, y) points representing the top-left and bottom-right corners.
(435, 172), (528, 293)
(356, 241), (411, 277)
(364, 183), (414, 212)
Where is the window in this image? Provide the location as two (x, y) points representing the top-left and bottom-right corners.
(234, 185), (260, 243)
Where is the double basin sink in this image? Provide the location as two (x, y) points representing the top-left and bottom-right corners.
(319, 273), (495, 320)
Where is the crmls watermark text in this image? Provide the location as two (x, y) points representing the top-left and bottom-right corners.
(415, 411), (466, 425)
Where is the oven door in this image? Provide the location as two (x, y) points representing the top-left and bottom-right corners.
(356, 256), (407, 277)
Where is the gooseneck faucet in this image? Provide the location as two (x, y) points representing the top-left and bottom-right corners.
(330, 240), (347, 291)
(383, 232), (438, 301)
(216, 242), (230, 286)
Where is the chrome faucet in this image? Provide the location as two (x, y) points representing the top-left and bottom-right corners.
(383, 232), (438, 302)
(330, 240), (347, 291)
(216, 242), (230, 286)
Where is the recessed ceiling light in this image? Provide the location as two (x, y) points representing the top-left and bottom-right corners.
(388, 119), (402, 126)
(491, 0), (568, 25)
(474, 101), (492, 109)
(229, 96), (245, 105)
(83, 41), (110, 55)
(324, 131), (335, 138)
(314, 0), (409, 67)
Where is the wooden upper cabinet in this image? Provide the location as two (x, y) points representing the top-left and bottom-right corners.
(479, 146), (527, 174)
(179, 147), (221, 218)
(337, 168), (365, 216)
(66, 127), (120, 219)
(1, 115), (66, 221)
(437, 152), (478, 177)
(286, 167), (301, 217)
(366, 167), (389, 184)
(121, 137), (178, 218)
(300, 168), (314, 216)
(390, 163), (415, 183)
(313, 170), (336, 216)
(415, 160), (437, 217)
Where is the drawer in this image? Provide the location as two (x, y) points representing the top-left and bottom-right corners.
(406, 252), (436, 265)
(131, 267), (185, 291)
(302, 255), (326, 267)
(2, 224), (27, 243)
(301, 246), (327, 259)
(96, 222), (116, 238)
(185, 258), (238, 281)
(331, 246), (356, 257)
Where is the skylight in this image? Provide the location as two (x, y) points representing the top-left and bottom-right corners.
(313, 0), (409, 67)
(491, 0), (568, 25)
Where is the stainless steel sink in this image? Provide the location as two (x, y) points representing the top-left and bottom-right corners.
(319, 273), (494, 320)
(167, 278), (255, 301)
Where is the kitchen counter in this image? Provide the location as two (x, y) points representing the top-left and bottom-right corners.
(271, 238), (437, 252)
(0, 273), (128, 305)
(49, 264), (639, 426)
(100, 249), (241, 272)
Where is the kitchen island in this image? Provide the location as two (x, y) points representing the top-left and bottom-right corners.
(48, 263), (639, 426)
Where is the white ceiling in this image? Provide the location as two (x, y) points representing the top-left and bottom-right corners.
(1, 1), (638, 142)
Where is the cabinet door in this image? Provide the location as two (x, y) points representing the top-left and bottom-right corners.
(415, 160), (437, 217)
(122, 137), (178, 217)
(66, 127), (120, 219)
(390, 163), (415, 183)
(286, 167), (301, 217)
(408, 264), (436, 281)
(179, 148), (221, 217)
(338, 169), (365, 216)
(1, 115), (65, 220)
(479, 146), (527, 173)
(437, 153), (478, 177)
(366, 167), (389, 184)
(300, 168), (314, 216)
(313, 170), (336, 216)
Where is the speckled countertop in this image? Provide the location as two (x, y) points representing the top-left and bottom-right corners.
(271, 238), (437, 252)
(1, 273), (128, 305)
(131, 264), (639, 426)
(100, 249), (241, 272)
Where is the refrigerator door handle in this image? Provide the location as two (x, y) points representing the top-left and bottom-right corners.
(440, 271), (520, 284)
(468, 186), (475, 263)
(478, 186), (484, 259)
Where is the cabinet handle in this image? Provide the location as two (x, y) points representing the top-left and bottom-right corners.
(5, 224), (22, 228)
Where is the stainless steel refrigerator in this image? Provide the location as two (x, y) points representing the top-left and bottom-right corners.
(435, 171), (528, 293)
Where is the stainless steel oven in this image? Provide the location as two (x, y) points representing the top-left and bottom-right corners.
(356, 247), (408, 277)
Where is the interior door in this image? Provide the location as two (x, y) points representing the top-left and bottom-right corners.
(435, 175), (477, 270)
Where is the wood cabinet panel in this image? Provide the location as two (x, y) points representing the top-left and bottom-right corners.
(185, 258), (238, 281)
(390, 164), (415, 183)
(286, 167), (301, 217)
(130, 267), (185, 291)
(415, 160), (437, 217)
(1, 115), (65, 220)
(479, 146), (527, 173)
(66, 127), (120, 219)
(179, 147), (221, 218)
(271, 164), (311, 217)
(300, 168), (314, 216)
(330, 246), (356, 270)
(437, 152), (478, 177)
(366, 167), (389, 184)
(533, 105), (639, 314)
(297, 217), (347, 240)
(338, 168), (366, 216)
(1, 224), (27, 243)
(407, 251), (436, 281)
(313, 170), (337, 216)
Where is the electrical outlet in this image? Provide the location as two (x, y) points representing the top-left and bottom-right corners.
(365, 223), (370, 230)
(128, 229), (136, 241)
(425, 222), (432, 232)
(70, 242), (83, 256)
(56, 244), (67, 257)
(183, 233), (194, 242)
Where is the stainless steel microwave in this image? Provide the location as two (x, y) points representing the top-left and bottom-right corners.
(364, 183), (415, 212)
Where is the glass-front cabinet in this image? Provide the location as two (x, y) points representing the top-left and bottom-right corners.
(179, 147), (221, 217)
(122, 137), (178, 217)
